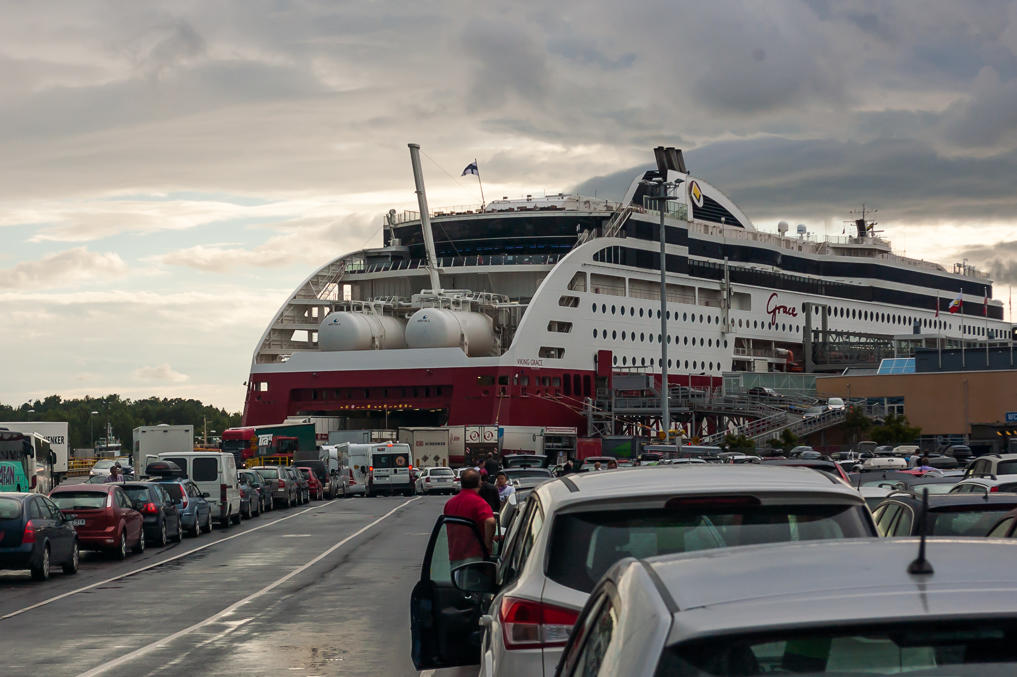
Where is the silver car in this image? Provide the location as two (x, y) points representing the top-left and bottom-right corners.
(414, 467), (457, 495)
(410, 464), (878, 676)
(556, 538), (1017, 676)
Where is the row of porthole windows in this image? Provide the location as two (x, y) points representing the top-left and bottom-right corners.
(592, 328), (729, 349)
(610, 354), (720, 371)
(813, 305), (949, 329)
(734, 317), (798, 333)
(592, 303), (720, 326)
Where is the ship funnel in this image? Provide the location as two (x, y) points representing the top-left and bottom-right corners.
(653, 146), (688, 176)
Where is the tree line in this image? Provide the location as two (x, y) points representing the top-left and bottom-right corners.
(0, 395), (241, 451)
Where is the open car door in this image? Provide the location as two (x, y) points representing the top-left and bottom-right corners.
(410, 515), (488, 670)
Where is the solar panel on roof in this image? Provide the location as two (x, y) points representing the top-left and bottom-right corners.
(876, 358), (915, 375)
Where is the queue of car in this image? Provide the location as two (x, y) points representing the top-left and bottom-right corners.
(0, 456), (346, 582)
(411, 450), (1017, 676)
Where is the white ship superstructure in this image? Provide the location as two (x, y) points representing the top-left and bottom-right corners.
(243, 146), (1008, 440)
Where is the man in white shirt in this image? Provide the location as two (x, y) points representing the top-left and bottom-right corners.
(495, 472), (515, 505)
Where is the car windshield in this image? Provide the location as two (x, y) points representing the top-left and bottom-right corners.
(255, 468), (278, 479)
(92, 460), (114, 470)
(659, 619), (1017, 675)
(930, 508), (1017, 536)
(429, 468), (454, 476)
(0, 498), (21, 519)
(503, 456), (545, 468)
(504, 469), (553, 479)
(157, 483), (184, 500)
(299, 468), (311, 478)
(122, 486), (151, 502)
(51, 491), (107, 509)
(547, 504), (871, 593)
(912, 482), (959, 494)
(372, 452), (409, 469)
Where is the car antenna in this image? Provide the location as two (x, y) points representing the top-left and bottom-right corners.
(907, 488), (934, 575)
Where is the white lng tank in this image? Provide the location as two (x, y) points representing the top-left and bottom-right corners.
(404, 308), (495, 356)
(318, 312), (407, 351)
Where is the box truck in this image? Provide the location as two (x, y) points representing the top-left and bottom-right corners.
(132, 424), (194, 471)
(0, 421), (69, 480)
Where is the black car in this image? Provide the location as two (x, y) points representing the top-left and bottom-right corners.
(0, 492), (79, 580)
(873, 493), (1017, 537)
(239, 470), (271, 515)
(120, 482), (183, 546)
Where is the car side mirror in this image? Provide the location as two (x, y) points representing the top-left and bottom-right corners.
(202, 492), (210, 498)
(452, 561), (498, 594)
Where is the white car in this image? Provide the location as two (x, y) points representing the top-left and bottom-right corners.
(414, 467), (458, 495)
(826, 396), (846, 411)
(410, 464), (878, 676)
(89, 459), (115, 477)
(555, 539), (1017, 676)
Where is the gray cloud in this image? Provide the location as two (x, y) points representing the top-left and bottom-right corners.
(0, 248), (128, 290)
(957, 240), (1017, 286)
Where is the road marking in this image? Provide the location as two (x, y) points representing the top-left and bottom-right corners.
(1, 501), (330, 621)
(75, 497), (420, 677)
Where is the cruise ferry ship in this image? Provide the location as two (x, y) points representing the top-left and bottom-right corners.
(242, 146), (1008, 431)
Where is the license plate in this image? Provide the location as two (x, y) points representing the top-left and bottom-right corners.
(70, 519), (85, 526)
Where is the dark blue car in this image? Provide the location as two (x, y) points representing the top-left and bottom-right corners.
(0, 492), (79, 580)
(151, 479), (213, 537)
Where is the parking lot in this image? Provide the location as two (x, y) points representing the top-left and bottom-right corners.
(0, 495), (444, 677)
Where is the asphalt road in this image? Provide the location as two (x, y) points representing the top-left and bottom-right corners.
(0, 494), (450, 677)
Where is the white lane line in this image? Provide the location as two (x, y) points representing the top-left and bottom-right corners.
(1, 501), (331, 621)
(76, 497), (420, 677)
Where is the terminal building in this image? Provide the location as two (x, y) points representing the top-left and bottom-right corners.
(816, 344), (1017, 453)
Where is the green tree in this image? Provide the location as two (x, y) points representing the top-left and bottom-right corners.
(870, 414), (921, 446)
(722, 433), (756, 453)
(842, 407), (872, 447)
(766, 428), (800, 454)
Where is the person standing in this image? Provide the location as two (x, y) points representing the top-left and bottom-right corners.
(495, 472), (515, 505)
(483, 452), (500, 483)
(443, 469), (496, 566)
(561, 459), (574, 475)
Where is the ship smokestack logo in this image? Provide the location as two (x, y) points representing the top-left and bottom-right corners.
(689, 181), (704, 208)
(766, 292), (799, 326)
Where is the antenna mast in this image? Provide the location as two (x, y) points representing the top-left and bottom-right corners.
(408, 143), (443, 294)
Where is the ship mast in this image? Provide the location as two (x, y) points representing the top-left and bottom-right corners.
(408, 143), (443, 294)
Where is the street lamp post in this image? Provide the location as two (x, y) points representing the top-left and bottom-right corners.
(642, 179), (678, 441)
(89, 410), (99, 450)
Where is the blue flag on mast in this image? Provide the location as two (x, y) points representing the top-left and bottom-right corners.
(461, 161), (479, 176)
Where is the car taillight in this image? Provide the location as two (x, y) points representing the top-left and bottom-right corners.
(368, 466), (374, 473)
(499, 597), (579, 650)
(278, 479), (285, 488)
(22, 520), (36, 544)
(991, 485), (1000, 493)
(240, 488), (247, 498)
(425, 477), (431, 483)
(31, 475), (37, 489)
(106, 493), (114, 508)
(143, 502), (158, 514)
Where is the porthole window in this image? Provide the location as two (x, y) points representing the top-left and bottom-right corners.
(613, 355), (617, 365)
(684, 360), (689, 369)
(724, 339), (728, 348)
(612, 330), (617, 340)
(753, 320), (758, 329)
(630, 307), (635, 316)
(656, 310), (661, 319)
(650, 357), (655, 367)
(708, 338), (712, 347)
(639, 308), (644, 318)
(611, 305), (616, 315)
(667, 311), (672, 320)
(683, 312), (688, 322)
(692, 361), (697, 370)
(601, 304), (606, 313)
(684, 336), (688, 345)
(621, 331), (627, 340)
(669, 359), (673, 368)
(709, 362), (714, 371)
(622, 356), (627, 365)
(667, 335), (672, 344)
(593, 329), (598, 338)
(641, 357), (646, 366)
(592, 304), (597, 313)
(640, 332), (645, 342)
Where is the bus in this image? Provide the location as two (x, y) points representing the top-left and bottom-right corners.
(0, 429), (54, 493)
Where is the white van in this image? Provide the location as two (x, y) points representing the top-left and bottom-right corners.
(367, 443), (414, 497)
(337, 442), (370, 496)
(155, 451), (242, 527)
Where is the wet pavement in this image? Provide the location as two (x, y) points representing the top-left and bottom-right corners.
(0, 494), (450, 676)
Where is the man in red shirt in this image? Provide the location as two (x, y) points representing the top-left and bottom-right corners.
(444, 469), (496, 566)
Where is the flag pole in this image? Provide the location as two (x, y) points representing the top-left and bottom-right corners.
(936, 295), (942, 370)
(474, 158), (486, 211)
(985, 285), (990, 366)
(960, 288), (966, 368)
(1010, 285), (1013, 368)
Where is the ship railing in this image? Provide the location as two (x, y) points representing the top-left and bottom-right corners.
(346, 253), (565, 275)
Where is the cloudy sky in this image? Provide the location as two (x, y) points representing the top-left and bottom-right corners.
(3, 1), (1017, 413)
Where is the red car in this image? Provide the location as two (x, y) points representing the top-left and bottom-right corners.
(297, 467), (325, 501)
(49, 484), (145, 559)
